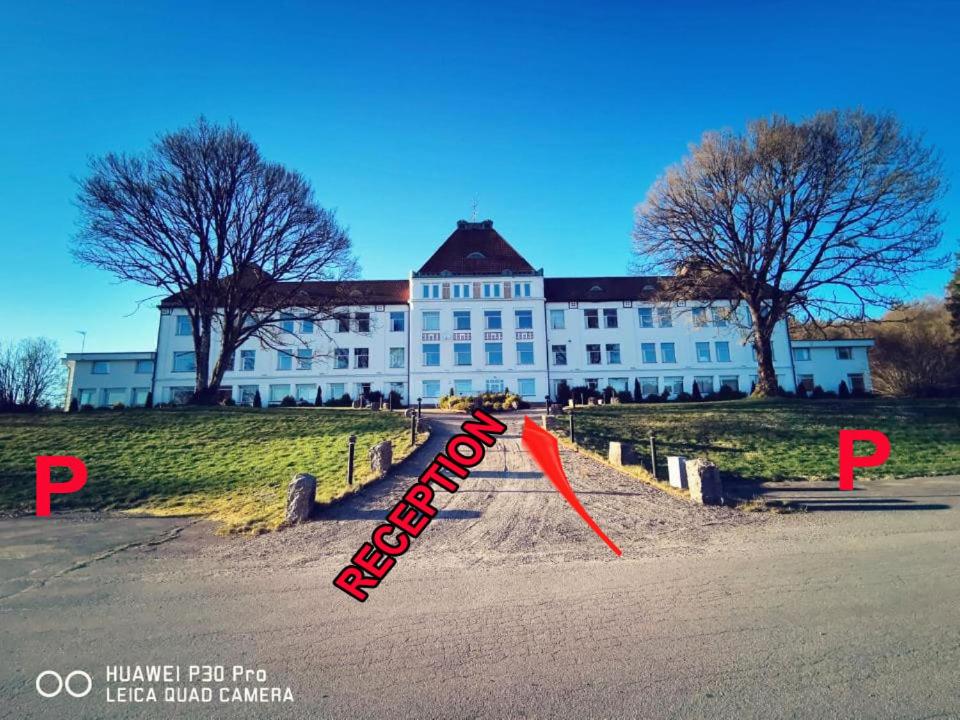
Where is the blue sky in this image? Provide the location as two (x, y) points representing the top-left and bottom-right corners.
(1, 0), (958, 353)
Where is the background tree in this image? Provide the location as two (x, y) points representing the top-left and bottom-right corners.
(0, 337), (64, 411)
(74, 118), (356, 404)
(633, 110), (945, 396)
(947, 253), (960, 345)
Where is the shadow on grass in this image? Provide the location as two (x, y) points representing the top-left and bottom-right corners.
(316, 507), (482, 520)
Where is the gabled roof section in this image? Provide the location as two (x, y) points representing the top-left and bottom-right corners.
(545, 276), (666, 302)
(160, 279), (408, 308)
(416, 220), (537, 276)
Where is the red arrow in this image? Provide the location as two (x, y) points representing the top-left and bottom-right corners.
(520, 416), (622, 557)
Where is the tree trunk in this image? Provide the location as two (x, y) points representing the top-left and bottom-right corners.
(192, 315), (217, 405)
(748, 304), (779, 397)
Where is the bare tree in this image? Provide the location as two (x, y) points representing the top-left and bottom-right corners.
(633, 110), (945, 396)
(0, 338), (64, 410)
(73, 118), (356, 403)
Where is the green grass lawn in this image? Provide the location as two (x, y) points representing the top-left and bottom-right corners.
(564, 398), (960, 483)
(0, 407), (417, 533)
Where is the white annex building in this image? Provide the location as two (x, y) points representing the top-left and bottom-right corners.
(63, 220), (873, 408)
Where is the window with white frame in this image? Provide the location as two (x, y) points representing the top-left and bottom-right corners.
(277, 350), (293, 371)
(657, 306), (672, 327)
(552, 344), (567, 365)
(104, 388), (126, 406)
(296, 348), (312, 370)
(587, 344), (601, 364)
(296, 384), (316, 402)
(422, 380), (440, 398)
(170, 387), (194, 405)
(660, 342), (676, 363)
(637, 308), (654, 328)
(715, 342), (731, 362)
(793, 347), (811, 361)
(513, 282), (531, 297)
(454, 379), (473, 396)
(585, 378), (599, 390)
(131, 388), (150, 406)
(484, 310), (502, 330)
(354, 348), (369, 369)
(515, 309), (533, 329)
(482, 283), (502, 298)
(175, 315), (192, 336)
(422, 283), (440, 299)
(78, 388), (96, 406)
(390, 311), (405, 332)
(692, 307), (708, 327)
(239, 385), (258, 406)
(711, 308), (728, 327)
(836, 347), (853, 360)
(664, 376), (684, 396)
(797, 374), (815, 391)
(584, 308), (599, 329)
(605, 343), (621, 364)
(333, 348), (349, 369)
(172, 352), (196, 373)
(453, 283), (471, 298)
(695, 342), (711, 362)
(693, 376), (714, 394)
(603, 308), (618, 328)
(719, 376), (739, 391)
(640, 377), (658, 396)
(135, 359), (154, 374)
(453, 311), (471, 330)
(279, 312), (295, 333)
(355, 313), (370, 333)
(848, 373), (865, 392)
(641, 342), (657, 363)
(485, 342), (503, 365)
(389, 347), (405, 368)
(328, 383), (345, 400)
(301, 319), (314, 334)
(422, 343), (440, 366)
(454, 343), (472, 366)
(549, 309), (565, 329)
(608, 377), (629, 392)
(518, 378), (536, 396)
(269, 384), (290, 404)
(240, 349), (256, 371)
(92, 361), (109, 374)
(485, 378), (504, 393)
(422, 311), (440, 331)
(516, 342), (534, 365)
(336, 314), (350, 333)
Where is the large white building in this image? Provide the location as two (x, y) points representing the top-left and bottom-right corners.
(63, 220), (873, 408)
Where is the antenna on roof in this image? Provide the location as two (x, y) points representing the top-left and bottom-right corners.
(471, 194), (478, 222)
(76, 330), (87, 353)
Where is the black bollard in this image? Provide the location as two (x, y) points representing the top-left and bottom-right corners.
(347, 434), (357, 485)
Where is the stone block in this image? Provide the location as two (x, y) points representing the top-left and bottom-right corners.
(608, 441), (637, 466)
(369, 440), (393, 477)
(285, 473), (316, 525)
(687, 459), (723, 505)
(587, 397), (597, 406)
(667, 456), (688, 489)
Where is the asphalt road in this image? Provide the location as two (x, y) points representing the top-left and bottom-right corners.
(2, 415), (959, 719)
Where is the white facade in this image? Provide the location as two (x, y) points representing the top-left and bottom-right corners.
(61, 220), (874, 407)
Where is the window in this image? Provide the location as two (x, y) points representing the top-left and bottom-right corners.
(552, 344), (567, 365)
(637, 308), (653, 328)
(454, 343), (472, 366)
(355, 313), (370, 333)
(389, 347), (405, 369)
(356, 382), (372, 400)
(641, 343), (657, 363)
(518, 378), (536, 396)
(135, 359), (154, 374)
(454, 379), (473, 396)
(715, 342), (731, 362)
(848, 373), (866, 392)
(453, 283), (471, 298)
(269, 384), (290, 404)
(484, 310), (502, 330)
(549, 309), (565, 329)
(176, 315), (192, 336)
(605, 343), (621, 364)
(482, 283), (502, 298)
(296, 384), (316, 402)
(239, 385), (258, 406)
(608, 377), (629, 392)
(422, 380), (440, 398)
(328, 383), (345, 400)
(660, 343), (676, 363)
(836, 347), (853, 360)
(279, 313), (295, 333)
(277, 350), (293, 371)
(797, 374), (815, 391)
(422, 283), (440, 299)
(172, 352), (196, 373)
(640, 377), (658, 396)
(131, 388), (150, 406)
(711, 308), (728, 327)
(513, 282), (532, 298)
(300, 319), (314, 334)
(692, 307), (708, 327)
(354, 348), (369, 369)
(103, 388), (126, 406)
(92, 361), (109, 375)
(719, 376), (740, 391)
(453, 311), (471, 330)
(517, 342), (534, 365)
(486, 378), (504, 393)
(336, 315), (350, 333)
(515, 309), (533, 329)
(664, 376), (684, 396)
(695, 342), (711, 362)
(585, 378), (599, 391)
(485, 342), (503, 365)
(422, 311), (440, 331)
(422, 343), (440, 366)
(603, 308), (618, 328)
(751, 346), (777, 362)
(390, 311), (405, 332)
(170, 387), (194, 405)
(78, 388), (96, 406)
(693, 376), (714, 394)
(584, 309), (599, 329)
(240, 350), (256, 371)
(334, 348), (349, 369)
(296, 348), (312, 370)
(657, 307), (672, 328)
(793, 347), (811, 361)
(587, 344), (602, 364)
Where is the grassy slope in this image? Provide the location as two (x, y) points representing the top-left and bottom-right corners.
(567, 398), (960, 482)
(0, 408), (415, 532)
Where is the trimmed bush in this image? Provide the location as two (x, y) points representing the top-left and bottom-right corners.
(280, 395), (297, 407)
(691, 381), (702, 401)
(314, 387), (323, 406)
(68, 397), (79, 413)
(253, 390), (262, 408)
(556, 381), (572, 407)
(144, 391), (153, 409)
(838, 380), (850, 398)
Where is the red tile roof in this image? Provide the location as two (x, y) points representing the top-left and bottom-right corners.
(417, 220), (537, 276)
(544, 276), (666, 302)
(160, 279), (408, 308)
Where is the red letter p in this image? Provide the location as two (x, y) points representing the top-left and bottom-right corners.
(838, 430), (890, 491)
(36, 456), (87, 516)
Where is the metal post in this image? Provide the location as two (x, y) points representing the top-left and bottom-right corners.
(649, 432), (658, 480)
(417, 396), (422, 419)
(347, 434), (357, 485)
(410, 412), (417, 445)
(568, 410), (575, 445)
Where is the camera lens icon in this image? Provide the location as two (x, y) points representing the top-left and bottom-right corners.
(35, 670), (92, 698)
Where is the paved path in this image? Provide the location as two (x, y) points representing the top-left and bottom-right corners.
(2, 415), (959, 719)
